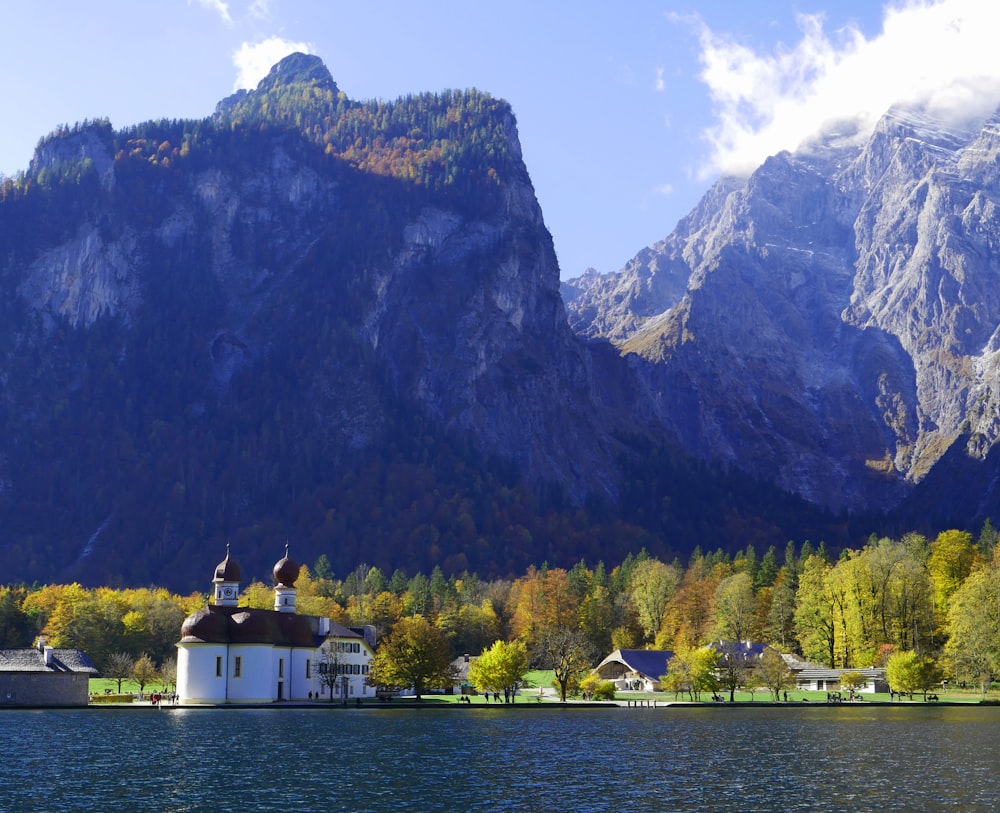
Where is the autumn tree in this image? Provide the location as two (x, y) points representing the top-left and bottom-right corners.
(160, 656), (178, 693)
(713, 572), (756, 643)
(510, 566), (577, 648)
(840, 670), (867, 695)
(944, 567), (1000, 697)
(715, 641), (757, 702)
(131, 653), (158, 695)
(659, 553), (720, 649)
(794, 554), (835, 665)
(578, 671), (615, 700)
(0, 586), (31, 647)
(468, 639), (529, 703)
(534, 626), (593, 702)
(927, 529), (977, 622)
(368, 615), (455, 700)
(885, 650), (940, 699)
(754, 648), (794, 701)
(104, 652), (135, 693)
(628, 559), (680, 643)
(661, 643), (718, 701)
(763, 570), (796, 650)
(317, 645), (345, 702)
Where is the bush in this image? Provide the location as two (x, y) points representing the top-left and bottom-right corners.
(578, 672), (616, 700)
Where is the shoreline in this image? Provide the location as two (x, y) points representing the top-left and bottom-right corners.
(5, 698), (994, 711)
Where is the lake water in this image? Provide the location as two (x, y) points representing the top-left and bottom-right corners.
(3, 704), (999, 812)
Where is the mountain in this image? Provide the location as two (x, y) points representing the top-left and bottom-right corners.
(0, 54), (648, 587)
(565, 103), (1000, 522)
(4, 54), (839, 590)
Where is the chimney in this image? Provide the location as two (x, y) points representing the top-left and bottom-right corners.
(43, 646), (54, 667)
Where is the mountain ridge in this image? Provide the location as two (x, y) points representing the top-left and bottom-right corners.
(565, 101), (1000, 519)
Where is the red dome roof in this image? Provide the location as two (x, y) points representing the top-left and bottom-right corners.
(273, 545), (299, 587)
(213, 545), (241, 583)
(230, 610), (280, 644)
(180, 607), (231, 643)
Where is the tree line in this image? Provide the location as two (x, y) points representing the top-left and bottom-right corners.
(3, 522), (1000, 697)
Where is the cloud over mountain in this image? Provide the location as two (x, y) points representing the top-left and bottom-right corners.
(692, 0), (1000, 176)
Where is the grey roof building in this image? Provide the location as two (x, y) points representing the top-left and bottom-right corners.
(0, 639), (98, 707)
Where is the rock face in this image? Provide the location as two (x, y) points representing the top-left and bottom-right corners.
(566, 104), (1000, 515)
(0, 53), (649, 586)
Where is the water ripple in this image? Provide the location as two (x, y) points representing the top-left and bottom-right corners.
(2, 706), (1000, 812)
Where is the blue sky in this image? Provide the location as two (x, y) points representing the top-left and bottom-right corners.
(3, 1), (998, 280)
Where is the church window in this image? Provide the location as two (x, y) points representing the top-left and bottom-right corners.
(215, 656), (222, 677)
(234, 656), (242, 678)
(305, 659), (311, 678)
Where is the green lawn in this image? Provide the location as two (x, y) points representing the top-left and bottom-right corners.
(616, 687), (992, 704)
(90, 677), (171, 696)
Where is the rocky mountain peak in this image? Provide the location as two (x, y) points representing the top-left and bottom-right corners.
(258, 52), (338, 95)
(564, 102), (1000, 520)
(215, 52), (339, 119)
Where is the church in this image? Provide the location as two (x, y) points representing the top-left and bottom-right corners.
(176, 546), (375, 704)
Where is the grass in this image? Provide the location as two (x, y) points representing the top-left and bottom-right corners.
(616, 687), (994, 704)
(90, 677), (171, 696)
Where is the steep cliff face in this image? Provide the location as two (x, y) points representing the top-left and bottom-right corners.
(0, 54), (655, 587)
(566, 104), (1000, 515)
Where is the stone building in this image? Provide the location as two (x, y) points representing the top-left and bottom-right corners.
(0, 638), (98, 707)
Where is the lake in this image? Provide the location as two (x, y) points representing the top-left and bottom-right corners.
(3, 704), (999, 812)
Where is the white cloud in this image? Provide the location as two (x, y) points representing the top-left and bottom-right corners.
(232, 36), (313, 90)
(655, 67), (665, 92)
(692, 0), (1000, 177)
(248, 0), (272, 20)
(191, 0), (232, 26)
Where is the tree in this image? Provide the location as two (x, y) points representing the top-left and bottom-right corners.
(763, 571), (796, 650)
(715, 641), (757, 702)
(0, 586), (32, 647)
(754, 648), (794, 701)
(468, 639), (529, 703)
(317, 645), (345, 702)
(927, 530), (976, 621)
(368, 615), (455, 700)
(713, 572), (756, 643)
(944, 568), (1000, 697)
(628, 559), (680, 643)
(160, 656), (177, 693)
(885, 650), (940, 699)
(794, 554), (835, 665)
(131, 653), (158, 695)
(578, 672), (616, 700)
(661, 644), (718, 701)
(535, 626), (593, 702)
(840, 670), (867, 695)
(104, 651), (135, 693)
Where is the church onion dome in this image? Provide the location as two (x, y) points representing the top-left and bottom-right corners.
(230, 610), (279, 644)
(213, 544), (241, 583)
(273, 544), (299, 587)
(180, 607), (230, 643)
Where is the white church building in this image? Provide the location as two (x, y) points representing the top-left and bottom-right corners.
(176, 546), (376, 704)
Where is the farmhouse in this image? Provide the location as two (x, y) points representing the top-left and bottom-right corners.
(594, 649), (673, 692)
(0, 638), (97, 707)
